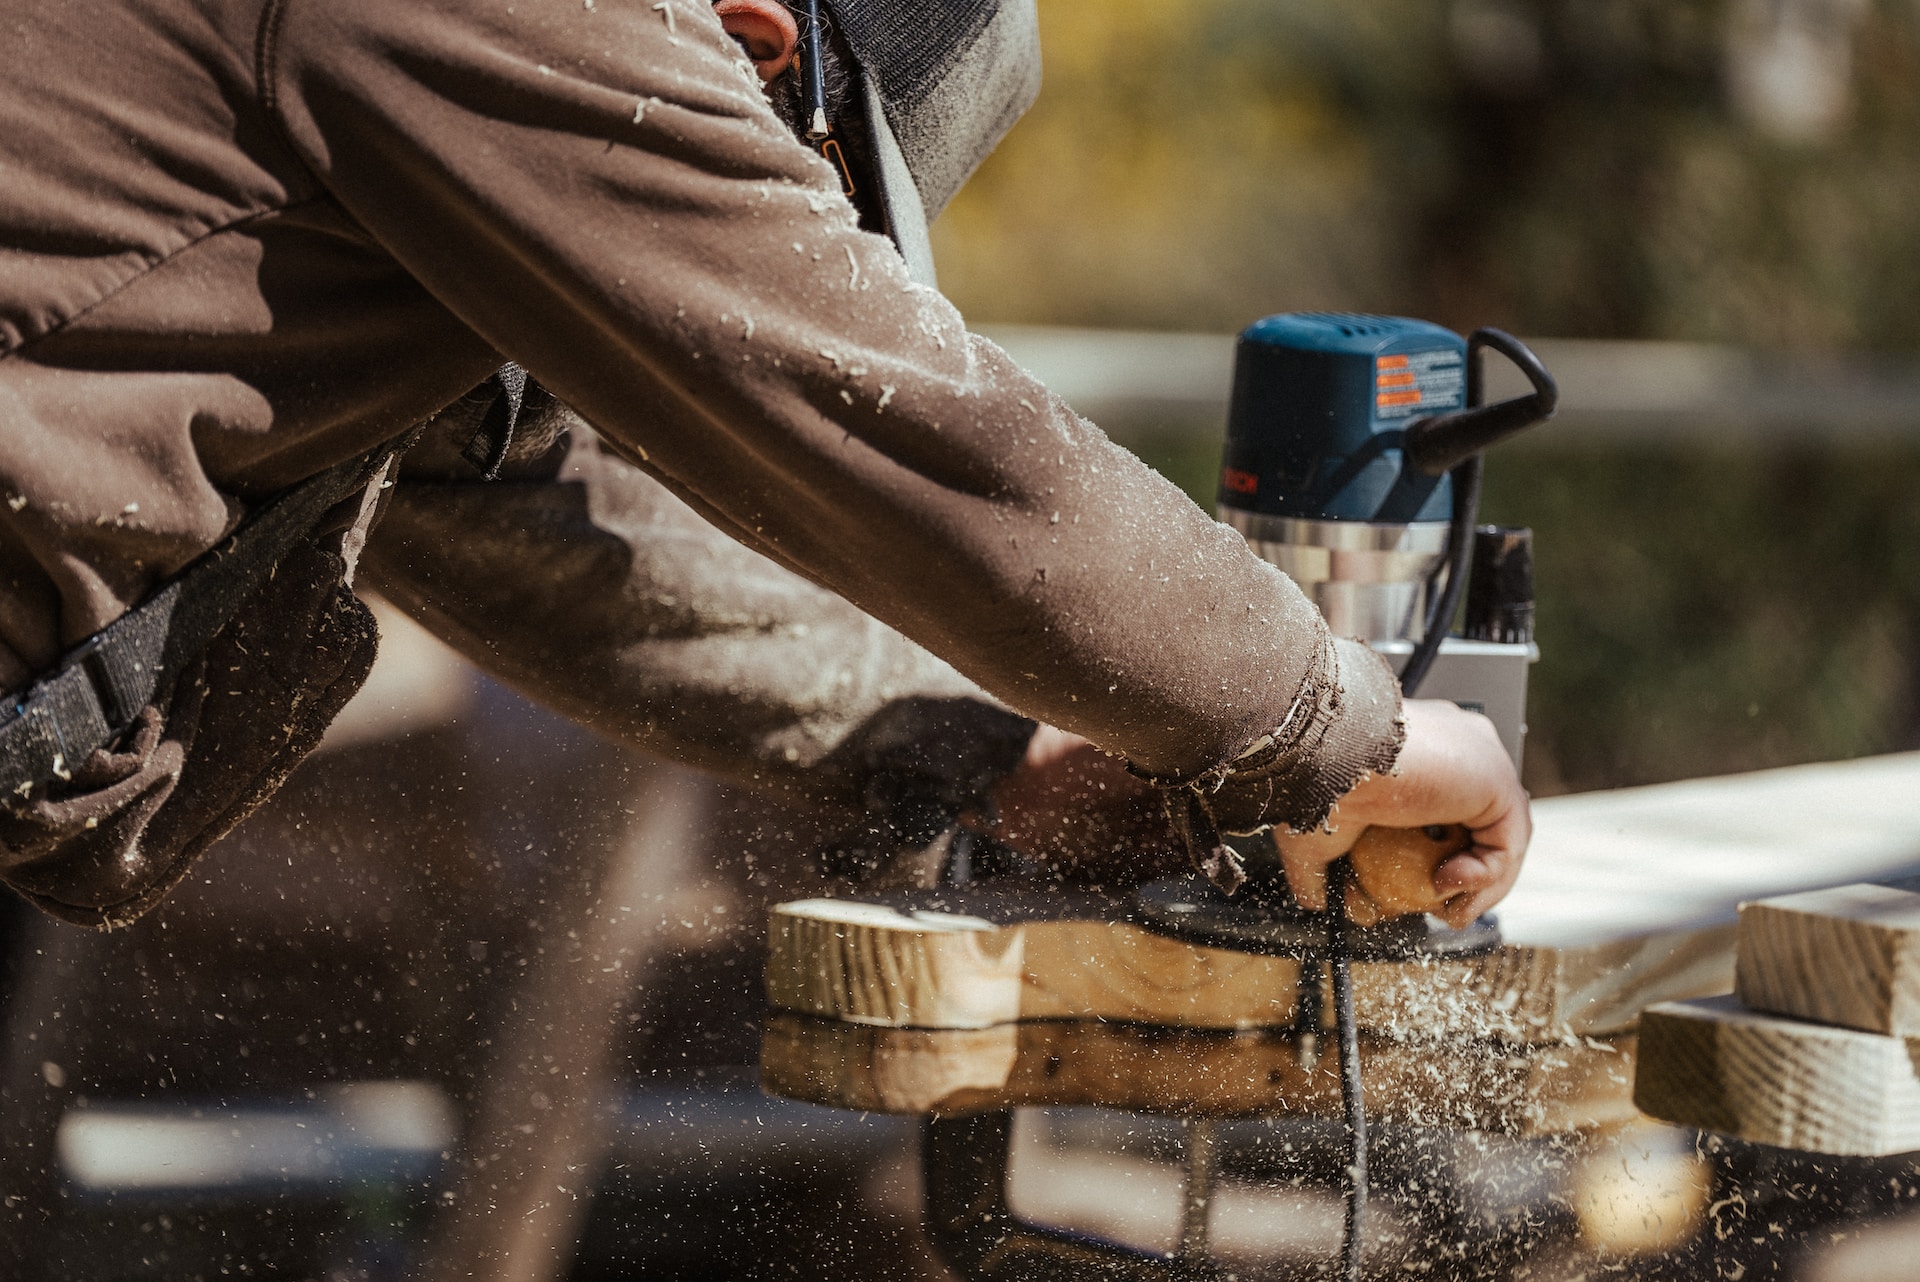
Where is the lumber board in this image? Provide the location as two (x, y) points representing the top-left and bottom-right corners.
(1495, 752), (1920, 947)
(761, 1012), (1638, 1136)
(1634, 995), (1920, 1157)
(1736, 884), (1920, 1035)
(765, 888), (1731, 1042)
(767, 753), (1920, 1043)
(765, 889), (1302, 1030)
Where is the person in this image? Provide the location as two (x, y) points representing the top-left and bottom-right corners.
(0, 0), (1528, 929)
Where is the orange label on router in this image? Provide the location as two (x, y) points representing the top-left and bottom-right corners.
(1375, 348), (1465, 419)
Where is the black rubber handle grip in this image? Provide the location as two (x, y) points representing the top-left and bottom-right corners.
(1402, 328), (1558, 477)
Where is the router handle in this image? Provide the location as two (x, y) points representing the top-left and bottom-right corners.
(1402, 329), (1558, 476)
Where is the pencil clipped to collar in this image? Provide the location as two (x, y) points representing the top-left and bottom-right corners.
(795, 0), (856, 198)
(798, 0), (830, 140)
(794, 0), (1040, 286)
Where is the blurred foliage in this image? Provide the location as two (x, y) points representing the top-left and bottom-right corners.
(936, 0), (1920, 792)
(1480, 444), (1920, 793)
(1129, 434), (1920, 795)
(937, 0), (1920, 350)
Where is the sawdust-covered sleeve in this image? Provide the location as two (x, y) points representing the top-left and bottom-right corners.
(362, 407), (1036, 818)
(262, 0), (1402, 826)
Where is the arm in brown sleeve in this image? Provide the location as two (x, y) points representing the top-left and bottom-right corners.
(265, 0), (1400, 827)
(361, 403), (1035, 815)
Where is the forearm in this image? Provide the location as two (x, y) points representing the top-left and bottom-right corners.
(361, 422), (1033, 812)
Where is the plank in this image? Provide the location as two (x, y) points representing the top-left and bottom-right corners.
(765, 888), (1730, 1042)
(1736, 884), (1920, 1035)
(760, 1013), (1638, 1136)
(762, 755), (1920, 1145)
(764, 889), (1305, 1031)
(767, 753), (1920, 1043)
(1495, 752), (1920, 948)
(1634, 995), (1920, 1157)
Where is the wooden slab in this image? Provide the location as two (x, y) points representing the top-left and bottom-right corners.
(761, 1013), (1637, 1136)
(768, 753), (1920, 1044)
(765, 888), (1731, 1042)
(765, 890), (1299, 1030)
(1737, 884), (1920, 1034)
(1634, 995), (1920, 1157)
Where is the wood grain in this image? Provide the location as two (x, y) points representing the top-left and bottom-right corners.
(762, 755), (1920, 1146)
(765, 889), (1306, 1030)
(1495, 752), (1920, 948)
(1737, 884), (1920, 1035)
(761, 1013), (1638, 1135)
(766, 890), (1731, 1041)
(1634, 995), (1920, 1157)
(769, 754), (1920, 1044)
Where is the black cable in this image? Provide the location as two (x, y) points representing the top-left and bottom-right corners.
(1327, 858), (1366, 1282)
(1340, 460), (1480, 1273)
(1402, 328), (1558, 479)
(1397, 325), (1555, 699)
(798, 0), (830, 140)
(1321, 330), (1549, 1282)
(1396, 454), (1482, 699)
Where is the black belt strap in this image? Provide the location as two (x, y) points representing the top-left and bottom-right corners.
(0, 442), (403, 801)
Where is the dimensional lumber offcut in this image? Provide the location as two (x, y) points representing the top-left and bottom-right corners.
(1634, 994), (1920, 1157)
(1736, 883), (1920, 1035)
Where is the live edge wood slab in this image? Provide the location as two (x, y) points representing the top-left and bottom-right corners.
(763, 887), (1728, 1044)
(762, 1013), (1638, 1136)
(762, 753), (1920, 1131)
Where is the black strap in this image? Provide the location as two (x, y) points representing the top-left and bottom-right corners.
(459, 364), (528, 482)
(0, 440), (406, 801)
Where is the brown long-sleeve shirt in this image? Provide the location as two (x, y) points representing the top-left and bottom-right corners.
(0, 0), (1401, 917)
(367, 397), (1028, 816)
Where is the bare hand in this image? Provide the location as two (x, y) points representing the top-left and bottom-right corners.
(1274, 699), (1531, 929)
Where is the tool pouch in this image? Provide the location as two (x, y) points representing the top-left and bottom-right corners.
(0, 539), (379, 928)
(0, 373), (540, 929)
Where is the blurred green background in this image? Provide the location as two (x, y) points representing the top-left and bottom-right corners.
(931, 0), (1920, 796)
